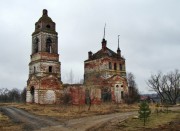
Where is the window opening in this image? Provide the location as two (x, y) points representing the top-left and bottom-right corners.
(109, 62), (112, 69)
(34, 38), (39, 53)
(114, 63), (117, 70)
(34, 66), (36, 73)
(49, 66), (52, 73)
(46, 24), (51, 29)
(121, 91), (124, 99)
(30, 86), (35, 103)
(101, 87), (111, 102)
(46, 38), (52, 53)
(120, 64), (122, 71)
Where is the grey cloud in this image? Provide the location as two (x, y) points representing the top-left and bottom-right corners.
(0, 0), (179, 93)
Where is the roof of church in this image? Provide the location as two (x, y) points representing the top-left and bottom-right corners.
(85, 46), (124, 62)
(32, 9), (57, 35)
(37, 10), (54, 23)
(93, 47), (117, 59)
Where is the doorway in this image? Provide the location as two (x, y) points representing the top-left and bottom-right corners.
(30, 86), (35, 103)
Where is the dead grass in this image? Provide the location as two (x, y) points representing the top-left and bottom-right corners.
(115, 110), (180, 131)
(0, 103), (179, 130)
(0, 112), (23, 131)
(0, 102), (139, 119)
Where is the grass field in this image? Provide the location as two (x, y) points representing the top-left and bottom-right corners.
(0, 103), (179, 131)
(0, 102), (139, 119)
(114, 110), (180, 130)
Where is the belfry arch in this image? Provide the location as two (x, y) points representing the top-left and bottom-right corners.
(46, 37), (52, 53)
(33, 37), (39, 53)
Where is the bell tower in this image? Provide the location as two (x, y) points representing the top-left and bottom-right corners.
(26, 9), (62, 104)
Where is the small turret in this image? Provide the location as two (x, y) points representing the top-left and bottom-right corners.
(102, 38), (107, 51)
(88, 51), (93, 59)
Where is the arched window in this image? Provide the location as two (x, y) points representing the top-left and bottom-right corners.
(46, 38), (52, 53)
(114, 63), (117, 70)
(33, 37), (39, 53)
(109, 62), (112, 69)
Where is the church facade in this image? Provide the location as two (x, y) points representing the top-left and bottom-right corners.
(84, 38), (128, 103)
(26, 9), (128, 104)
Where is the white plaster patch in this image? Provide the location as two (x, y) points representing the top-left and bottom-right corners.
(45, 90), (55, 104)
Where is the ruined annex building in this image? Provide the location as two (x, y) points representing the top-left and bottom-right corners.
(26, 9), (128, 104)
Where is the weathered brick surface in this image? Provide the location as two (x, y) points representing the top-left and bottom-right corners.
(27, 10), (129, 105)
(27, 10), (62, 104)
(84, 38), (128, 103)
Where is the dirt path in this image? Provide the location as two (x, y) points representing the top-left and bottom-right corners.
(39, 112), (137, 131)
(0, 106), (137, 131)
(2, 106), (179, 131)
(0, 107), (61, 131)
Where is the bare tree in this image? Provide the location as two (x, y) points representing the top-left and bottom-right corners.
(21, 87), (26, 103)
(147, 69), (180, 105)
(125, 72), (140, 104)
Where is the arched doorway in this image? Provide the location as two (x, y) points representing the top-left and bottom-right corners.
(30, 86), (35, 103)
(101, 87), (111, 102)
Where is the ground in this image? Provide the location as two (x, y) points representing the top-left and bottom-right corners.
(96, 109), (180, 131)
(0, 103), (179, 131)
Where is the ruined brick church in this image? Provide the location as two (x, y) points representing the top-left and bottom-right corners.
(26, 9), (128, 104)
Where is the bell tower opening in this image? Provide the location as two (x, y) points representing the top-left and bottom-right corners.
(33, 37), (39, 54)
(46, 38), (52, 53)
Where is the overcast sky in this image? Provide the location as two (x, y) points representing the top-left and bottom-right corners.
(0, 0), (180, 94)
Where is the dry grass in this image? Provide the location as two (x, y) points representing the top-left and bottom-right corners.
(0, 112), (23, 131)
(0, 102), (139, 119)
(115, 110), (180, 131)
(0, 103), (179, 130)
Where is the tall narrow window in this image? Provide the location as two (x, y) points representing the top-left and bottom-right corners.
(49, 66), (52, 73)
(46, 38), (52, 53)
(119, 64), (122, 71)
(121, 91), (124, 99)
(114, 63), (117, 70)
(109, 62), (112, 69)
(33, 37), (39, 53)
(34, 66), (36, 73)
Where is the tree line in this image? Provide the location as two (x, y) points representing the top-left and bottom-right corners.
(0, 88), (26, 103)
